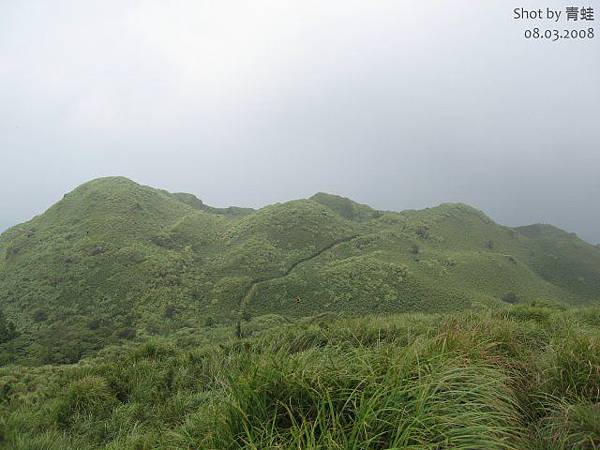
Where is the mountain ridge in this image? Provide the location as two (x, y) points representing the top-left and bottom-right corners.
(0, 176), (592, 243)
(1, 176), (599, 365)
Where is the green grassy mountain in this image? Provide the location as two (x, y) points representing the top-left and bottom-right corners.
(0, 176), (599, 365)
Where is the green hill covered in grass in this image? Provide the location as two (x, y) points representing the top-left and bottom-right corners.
(0, 177), (599, 365)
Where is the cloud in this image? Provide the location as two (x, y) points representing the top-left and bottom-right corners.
(0, 0), (599, 242)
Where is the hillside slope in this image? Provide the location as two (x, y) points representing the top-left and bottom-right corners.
(0, 177), (599, 364)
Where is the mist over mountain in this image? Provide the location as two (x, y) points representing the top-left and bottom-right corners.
(2, 1), (599, 245)
(2, 2), (599, 447)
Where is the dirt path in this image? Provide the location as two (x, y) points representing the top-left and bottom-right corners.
(239, 234), (360, 310)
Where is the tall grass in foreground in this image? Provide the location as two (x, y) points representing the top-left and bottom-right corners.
(206, 345), (523, 449)
(1, 304), (600, 449)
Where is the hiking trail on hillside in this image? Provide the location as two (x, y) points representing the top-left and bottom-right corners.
(239, 234), (360, 310)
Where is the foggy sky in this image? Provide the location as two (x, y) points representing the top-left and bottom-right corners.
(1, 1), (599, 243)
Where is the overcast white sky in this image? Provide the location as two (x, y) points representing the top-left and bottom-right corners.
(1, 1), (599, 242)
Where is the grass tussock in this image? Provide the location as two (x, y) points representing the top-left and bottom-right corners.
(1, 305), (600, 449)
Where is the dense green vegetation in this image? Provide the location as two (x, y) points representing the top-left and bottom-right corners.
(0, 177), (599, 447)
(0, 311), (17, 345)
(0, 177), (599, 365)
(1, 303), (600, 449)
